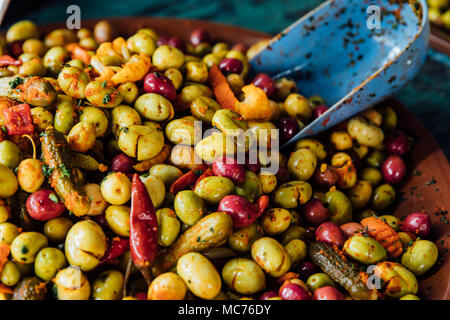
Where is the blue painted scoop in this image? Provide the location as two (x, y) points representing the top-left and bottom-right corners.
(249, 0), (430, 149)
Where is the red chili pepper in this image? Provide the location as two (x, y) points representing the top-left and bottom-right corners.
(257, 195), (270, 216)
(100, 237), (130, 264)
(169, 164), (208, 194)
(130, 174), (158, 284)
(134, 292), (148, 300)
(2, 104), (34, 136)
(192, 167), (213, 189)
(0, 55), (22, 67)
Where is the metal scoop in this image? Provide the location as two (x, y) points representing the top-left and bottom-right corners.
(249, 0), (430, 149)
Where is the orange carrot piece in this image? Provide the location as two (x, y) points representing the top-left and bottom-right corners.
(66, 43), (91, 65)
(361, 216), (403, 258)
(207, 64), (238, 111)
(0, 243), (11, 273)
(0, 284), (13, 295)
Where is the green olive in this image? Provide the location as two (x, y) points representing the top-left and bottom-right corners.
(401, 240), (438, 276)
(85, 81), (123, 108)
(347, 116), (384, 147)
(306, 273), (335, 292)
(379, 215), (400, 231)
(43, 46), (68, 76)
(222, 258), (266, 295)
(54, 266), (90, 300)
(348, 180), (372, 210)
(280, 225), (309, 246)
(177, 252), (221, 300)
(67, 121), (96, 153)
(360, 167), (382, 187)
(79, 106), (109, 137)
(399, 294), (420, 300)
(202, 53), (221, 68)
(57, 66), (90, 99)
(164, 68), (183, 90)
(251, 237), (291, 278)
(92, 270), (124, 300)
(1, 261), (21, 287)
(325, 189), (353, 225)
(194, 176), (234, 205)
(19, 59), (46, 77)
(330, 131), (353, 150)
(100, 172), (131, 205)
(343, 235), (387, 264)
(174, 190), (207, 226)
(118, 124), (164, 161)
(364, 150), (386, 168)
(185, 61), (208, 83)
(165, 117), (199, 146)
(0, 205), (9, 224)
(371, 183), (396, 211)
(284, 93), (312, 121)
(94, 20), (115, 43)
(156, 208), (181, 247)
(134, 93), (174, 122)
(258, 173), (277, 194)
(152, 45), (184, 70)
(294, 138), (326, 160)
(381, 106), (397, 131)
(117, 82), (139, 105)
(148, 272), (187, 300)
(374, 262), (418, 299)
(0, 164), (18, 198)
(54, 101), (77, 134)
(105, 205), (130, 237)
(140, 174), (166, 209)
(287, 148), (317, 181)
(228, 223), (263, 253)
(0, 222), (20, 245)
(397, 232), (415, 249)
(12, 277), (47, 300)
(273, 181), (312, 209)
(285, 239), (307, 266)
(149, 164), (183, 188)
(126, 32), (156, 56)
(65, 220), (107, 272)
(0, 140), (21, 169)
(43, 217), (73, 243)
(180, 84), (213, 107)
(11, 232), (48, 264)
(6, 20), (39, 42)
(261, 208), (291, 235)
(227, 73), (245, 95)
(34, 247), (66, 281)
(44, 29), (77, 47)
(111, 105), (142, 138)
(31, 106), (54, 131)
(79, 38), (98, 50)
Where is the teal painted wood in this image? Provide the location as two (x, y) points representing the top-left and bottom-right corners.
(3, 0), (449, 157)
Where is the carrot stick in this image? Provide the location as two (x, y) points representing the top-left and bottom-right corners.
(361, 216), (403, 258)
(0, 243), (11, 273)
(207, 64), (238, 111)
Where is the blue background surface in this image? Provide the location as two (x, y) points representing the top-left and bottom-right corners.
(3, 0), (450, 158)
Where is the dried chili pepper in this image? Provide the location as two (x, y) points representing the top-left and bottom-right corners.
(192, 167), (213, 189)
(130, 174), (158, 285)
(100, 237), (130, 264)
(257, 195), (270, 216)
(0, 55), (22, 67)
(2, 103), (34, 136)
(169, 164), (208, 194)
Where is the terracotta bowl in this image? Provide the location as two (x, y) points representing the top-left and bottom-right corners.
(31, 17), (450, 300)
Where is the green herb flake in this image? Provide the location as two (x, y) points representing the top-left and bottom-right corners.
(59, 164), (71, 178)
(42, 164), (54, 178)
(413, 170), (422, 176)
(1, 126), (7, 134)
(103, 93), (111, 105)
(49, 193), (59, 204)
(9, 77), (24, 89)
(101, 81), (107, 88)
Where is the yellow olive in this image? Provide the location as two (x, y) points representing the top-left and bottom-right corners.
(54, 266), (91, 300)
(100, 172), (131, 205)
(11, 232), (48, 264)
(43, 218), (73, 243)
(105, 205), (130, 237)
(148, 272), (187, 300)
(17, 159), (45, 193)
(92, 270), (124, 300)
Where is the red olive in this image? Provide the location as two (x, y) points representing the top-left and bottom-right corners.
(385, 130), (409, 156)
(92, 213), (109, 230)
(279, 282), (312, 300)
(252, 73), (276, 98)
(279, 117), (300, 143)
(313, 105), (328, 119)
(340, 222), (363, 238)
(212, 156), (245, 184)
(190, 28), (212, 46)
(298, 261), (320, 281)
(401, 212), (431, 237)
(26, 190), (65, 221)
(302, 199), (330, 226)
(313, 164), (338, 189)
(259, 291), (278, 300)
(156, 35), (170, 47)
(231, 43), (247, 53)
(143, 72), (177, 103)
(315, 222), (346, 248)
(219, 58), (243, 74)
(110, 153), (136, 174)
(275, 167), (291, 185)
(314, 286), (345, 300)
(134, 292), (148, 300)
(167, 37), (186, 52)
(382, 155), (406, 184)
(218, 195), (260, 228)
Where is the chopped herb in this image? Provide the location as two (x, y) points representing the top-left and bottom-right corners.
(21, 246), (29, 254)
(194, 169), (203, 176)
(413, 170), (421, 176)
(196, 236), (201, 242)
(49, 193), (60, 203)
(1, 126), (7, 134)
(9, 77), (23, 89)
(39, 131), (48, 137)
(425, 178), (436, 186)
(103, 94), (111, 105)
(59, 164), (71, 178)
(42, 164), (54, 178)
(101, 81), (107, 88)
(77, 99), (83, 108)
(14, 166), (19, 174)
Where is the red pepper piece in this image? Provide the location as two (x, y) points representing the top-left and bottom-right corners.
(134, 292), (148, 300)
(169, 164), (208, 194)
(2, 104), (34, 136)
(0, 55), (22, 67)
(192, 167), (213, 189)
(100, 237), (130, 264)
(130, 174), (158, 284)
(257, 195), (270, 216)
